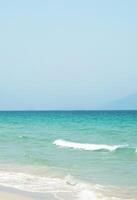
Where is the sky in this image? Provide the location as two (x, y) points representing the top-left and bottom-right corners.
(0, 0), (137, 110)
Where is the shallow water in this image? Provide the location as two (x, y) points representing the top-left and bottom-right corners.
(0, 111), (137, 199)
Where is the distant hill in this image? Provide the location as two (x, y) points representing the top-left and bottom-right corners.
(107, 93), (137, 110)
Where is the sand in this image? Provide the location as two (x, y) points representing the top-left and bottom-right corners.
(0, 186), (57, 200)
(0, 191), (34, 200)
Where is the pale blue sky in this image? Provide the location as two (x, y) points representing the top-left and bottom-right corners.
(0, 0), (137, 110)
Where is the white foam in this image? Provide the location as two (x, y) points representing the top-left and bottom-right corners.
(78, 189), (103, 200)
(0, 170), (102, 199)
(0, 171), (72, 193)
(0, 170), (128, 200)
(53, 139), (125, 151)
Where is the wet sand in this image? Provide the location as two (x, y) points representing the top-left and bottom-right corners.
(0, 185), (56, 200)
(0, 191), (34, 200)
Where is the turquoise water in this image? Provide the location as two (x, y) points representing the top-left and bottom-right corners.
(0, 111), (137, 199)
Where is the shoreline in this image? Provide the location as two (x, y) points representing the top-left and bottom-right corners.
(0, 174), (136, 200)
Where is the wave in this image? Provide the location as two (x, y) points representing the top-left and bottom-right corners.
(0, 171), (72, 193)
(0, 170), (125, 200)
(0, 170), (102, 199)
(53, 139), (127, 152)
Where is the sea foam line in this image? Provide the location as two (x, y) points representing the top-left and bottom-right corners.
(53, 139), (126, 151)
(0, 171), (107, 200)
(0, 170), (123, 200)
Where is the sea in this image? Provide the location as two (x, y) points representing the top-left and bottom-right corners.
(0, 111), (137, 200)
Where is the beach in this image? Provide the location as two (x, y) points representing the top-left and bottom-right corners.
(0, 186), (34, 200)
(0, 111), (136, 200)
(0, 186), (56, 200)
(0, 191), (33, 200)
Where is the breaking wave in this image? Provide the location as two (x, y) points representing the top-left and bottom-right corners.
(53, 139), (127, 152)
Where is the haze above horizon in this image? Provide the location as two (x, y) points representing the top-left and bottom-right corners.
(0, 0), (137, 110)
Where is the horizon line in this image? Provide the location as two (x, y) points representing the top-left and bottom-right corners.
(0, 109), (137, 112)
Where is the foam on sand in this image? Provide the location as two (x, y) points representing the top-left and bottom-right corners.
(0, 170), (102, 199)
(0, 170), (132, 200)
(53, 139), (126, 151)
